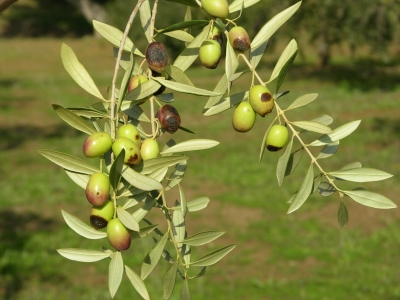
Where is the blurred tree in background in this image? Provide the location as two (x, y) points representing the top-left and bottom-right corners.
(1, 0), (399, 65)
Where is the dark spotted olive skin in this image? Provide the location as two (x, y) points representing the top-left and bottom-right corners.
(157, 105), (181, 134)
(228, 26), (251, 52)
(146, 42), (168, 73)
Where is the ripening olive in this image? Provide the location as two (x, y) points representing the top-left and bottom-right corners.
(85, 172), (110, 206)
(112, 137), (142, 166)
(199, 40), (221, 69)
(127, 75), (148, 93)
(157, 104), (181, 134)
(266, 124), (289, 152)
(232, 102), (256, 132)
(117, 124), (141, 147)
(90, 200), (114, 229)
(228, 26), (251, 52)
(83, 132), (112, 158)
(201, 0), (229, 19)
(140, 138), (159, 161)
(146, 42), (168, 73)
(249, 85), (274, 117)
(209, 26), (223, 47)
(107, 218), (131, 251)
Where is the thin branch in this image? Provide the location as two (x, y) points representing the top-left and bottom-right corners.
(0, 0), (18, 14)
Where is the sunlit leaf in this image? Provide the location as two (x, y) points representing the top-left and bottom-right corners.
(285, 93), (318, 111)
(276, 50), (297, 94)
(158, 20), (209, 35)
(124, 105), (151, 122)
(267, 39), (297, 84)
(251, 1), (302, 48)
(61, 210), (107, 239)
(203, 75), (228, 110)
(157, 93), (175, 103)
(125, 265), (150, 300)
(109, 251), (124, 298)
(110, 149), (125, 190)
(338, 201), (348, 229)
(276, 138), (293, 186)
(181, 279), (191, 300)
(133, 155), (188, 175)
(57, 248), (111, 262)
(124, 80), (161, 101)
(163, 30), (195, 42)
(190, 244), (236, 267)
(317, 141), (339, 159)
(163, 261), (178, 299)
(229, 0), (260, 12)
(141, 233), (169, 280)
(284, 147), (303, 176)
(166, 160), (187, 191)
(160, 139), (219, 154)
(178, 185), (187, 217)
(182, 231), (225, 246)
(309, 120), (361, 146)
(345, 190), (396, 209)
(173, 210), (185, 248)
(153, 78), (222, 96)
(250, 40), (269, 69)
(329, 168), (393, 183)
(65, 170), (90, 189)
(225, 40), (239, 84)
(291, 121), (332, 134)
(139, 0), (151, 43)
(131, 224), (159, 240)
(67, 107), (108, 118)
(310, 114), (333, 126)
(165, 0), (198, 7)
(287, 164), (314, 214)
(171, 197), (209, 212)
(341, 162), (362, 170)
(39, 150), (100, 174)
(60, 43), (106, 100)
(121, 166), (163, 191)
(132, 198), (157, 223)
(53, 105), (97, 135)
(122, 192), (149, 210)
(164, 65), (194, 86)
(204, 91), (248, 116)
(117, 207), (140, 231)
(318, 182), (336, 196)
(148, 167), (168, 182)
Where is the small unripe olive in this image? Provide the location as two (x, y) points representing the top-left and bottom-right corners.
(85, 172), (110, 206)
(117, 124), (141, 147)
(232, 102), (256, 132)
(266, 124), (289, 152)
(209, 26), (223, 47)
(127, 75), (148, 93)
(112, 137), (142, 166)
(201, 0), (229, 19)
(199, 40), (221, 69)
(146, 41), (168, 73)
(83, 132), (112, 158)
(249, 85), (274, 117)
(157, 104), (181, 134)
(107, 218), (131, 251)
(228, 26), (251, 52)
(90, 200), (114, 229)
(140, 138), (160, 161)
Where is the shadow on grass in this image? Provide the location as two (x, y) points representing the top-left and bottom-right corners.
(0, 209), (63, 299)
(283, 63), (400, 92)
(0, 124), (83, 150)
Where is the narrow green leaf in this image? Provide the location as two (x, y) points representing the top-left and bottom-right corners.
(117, 207), (140, 231)
(203, 91), (248, 116)
(338, 201), (348, 229)
(109, 251), (124, 299)
(329, 168), (393, 183)
(276, 138), (293, 186)
(259, 119), (277, 162)
(310, 114), (333, 126)
(153, 78), (222, 97)
(61, 210), (107, 239)
(166, 160), (187, 191)
(318, 182), (336, 196)
(157, 20), (209, 35)
(163, 261), (178, 299)
(312, 173), (322, 194)
(124, 80), (161, 101)
(251, 1), (302, 48)
(133, 155), (188, 175)
(141, 233), (169, 280)
(284, 147), (303, 177)
(139, 0), (152, 43)
(229, 70), (249, 82)
(132, 198), (157, 223)
(163, 30), (194, 42)
(131, 224), (159, 240)
(124, 105), (151, 122)
(148, 167), (168, 182)
(121, 166), (163, 191)
(250, 40), (269, 69)
(182, 243), (191, 267)
(60, 43), (105, 100)
(65, 170), (90, 189)
(276, 50), (297, 94)
(317, 141), (339, 159)
(172, 197), (209, 212)
(182, 231), (225, 246)
(178, 185), (187, 217)
(267, 39), (297, 84)
(341, 162), (362, 170)
(173, 24), (210, 71)
(164, 65), (194, 86)
(203, 75), (228, 110)
(181, 279), (191, 300)
(110, 149), (125, 190)
(122, 192), (149, 210)
(225, 40), (239, 84)
(93, 20), (144, 56)
(160, 139), (219, 154)
(287, 164), (314, 214)
(345, 190), (397, 209)
(285, 93), (318, 111)
(157, 93), (175, 103)
(57, 248), (111, 262)
(53, 104), (97, 135)
(291, 121), (332, 134)
(190, 244), (236, 267)
(67, 107), (108, 118)
(39, 150), (100, 174)
(173, 210), (185, 247)
(125, 265), (150, 300)
(309, 120), (361, 146)
(229, 0), (260, 12)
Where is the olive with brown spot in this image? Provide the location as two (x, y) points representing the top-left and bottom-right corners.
(112, 137), (142, 166)
(157, 104), (181, 134)
(249, 85), (274, 117)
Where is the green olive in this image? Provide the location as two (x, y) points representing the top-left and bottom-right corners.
(201, 0), (229, 19)
(85, 172), (110, 206)
(90, 200), (114, 229)
(127, 75), (148, 93)
(249, 85), (274, 117)
(232, 102), (256, 132)
(199, 40), (221, 69)
(107, 218), (131, 250)
(140, 138), (160, 161)
(82, 132), (112, 158)
(266, 124), (289, 151)
(112, 137), (142, 166)
(117, 124), (141, 147)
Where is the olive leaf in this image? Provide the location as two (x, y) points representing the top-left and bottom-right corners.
(250, 40), (269, 69)
(61, 210), (107, 239)
(290, 121), (332, 134)
(181, 279), (191, 300)
(132, 155), (188, 175)
(171, 197), (210, 212)
(310, 114), (333, 126)
(166, 160), (187, 191)
(229, 0), (260, 13)
(124, 105), (151, 123)
(178, 184), (188, 217)
(163, 261), (178, 300)
(203, 75), (228, 111)
(344, 190), (396, 209)
(125, 265), (150, 300)
(141, 233), (169, 280)
(139, 0), (151, 43)
(203, 91), (249, 116)
(182, 231), (225, 246)
(276, 50), (297, 94)
(287, 164), (314, 214)
(157, 20), (209, 35)
(318, 182), (336, 196)
(259, 118), (277, 162)
(164, 64), (194, 86)
(276, 138), (293, 186)
(153, 78), (222, 97)
(267, 39), (298, 84)
(148, 167), (168, 182)
(57, 248), (111, 262)
(109, 251), (124, 299)
(285, 93), (318, 111)
(190, 244), (236, 267)
(117, 207), (140, 231)
(65, 170), (90, 189)
(173, 210), (185, 248)
(39, 150), (100, 174)
(121, 166), (163, 191)
(163, 30), (195, 42)
(284, 147), (303, 177)
(341, 161), (362, 170)
(124, 80), (161, 101)
(109, 149), (125, 190)
(317, 141), (339, 160)
(53, 105), (97, 135)
(160, 139), (219, 154)
(132, 198), (158, 223)
(329, 168), (393, 182)
(165, 0), (198, 7)
(309, 120), (361, 146)
(66, 107), (108, 119)
(338, 201), (349, 229)
(225, 39), (239, 86)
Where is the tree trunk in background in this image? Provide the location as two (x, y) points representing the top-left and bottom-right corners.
(318, 31), (330, 68)
(64, 0), (107, 35)
(0, 0), (18, 14)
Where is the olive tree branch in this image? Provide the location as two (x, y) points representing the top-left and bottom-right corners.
(0, 0), (17, 14)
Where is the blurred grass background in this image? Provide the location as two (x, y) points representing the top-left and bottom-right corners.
(1, 0), (400, 299)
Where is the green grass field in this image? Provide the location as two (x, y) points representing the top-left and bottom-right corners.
(0, 37), (399, 300)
